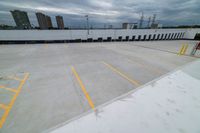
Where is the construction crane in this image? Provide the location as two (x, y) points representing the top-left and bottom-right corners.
(152, 14), (156, 25)
(147, 17), (151, 28)
(139, 12), (144, 29)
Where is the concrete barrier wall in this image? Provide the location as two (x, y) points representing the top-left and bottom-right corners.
(0, 28), (199, 41)
(184, 28), (200, 39)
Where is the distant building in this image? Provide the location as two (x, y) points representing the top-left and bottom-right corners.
(122, 23), (129, 29)
(151, 23), (158, 29)
(36, 12), (47, 29)
(108, 25), (113, 29)
(151, 23), (162, 29)
(158, 24), (163, 29)
(46, 15), (53, 29)
(36, 12), (53, 29)
(122, 23), (138, 29)
(56, 16), (64, 29)
(10, 10), (31, 29)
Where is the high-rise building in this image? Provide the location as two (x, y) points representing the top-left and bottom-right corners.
(56, 16), (64, 29)
(36, 12), (47, 29)
(36, 12), (53, 29)
(46, 15), (53, 29)
(10, 10), (31, 29)
(122, 23), (129, 29)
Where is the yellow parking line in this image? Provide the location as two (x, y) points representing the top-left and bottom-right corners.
(0, 86), (18, 93)
(178, 44), (185, 55)
(0, 73), (29, 128)
(127, 59), (163, 75)
(102, 61), (140, 87)
(71, 66), (95, 110)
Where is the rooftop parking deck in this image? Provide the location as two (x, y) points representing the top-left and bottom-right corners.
(0, 40), (199, 133)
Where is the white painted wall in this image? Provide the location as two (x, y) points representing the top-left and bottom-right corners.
(0, 28), (199, 41)
(184, 28), (200, 39)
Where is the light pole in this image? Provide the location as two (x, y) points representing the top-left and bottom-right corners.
(85, 15), (89, 35)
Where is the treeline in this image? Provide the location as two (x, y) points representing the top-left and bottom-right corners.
(163, 25), (200, 29)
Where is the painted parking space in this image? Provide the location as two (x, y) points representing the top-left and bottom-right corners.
(102, 61), (141, 87)
(69, 61), (142, 107)
(103, 59), (164, 85)
(69, 59), (165, 109)
(71, 66), (95, 110)
(0, 73), (29, 128)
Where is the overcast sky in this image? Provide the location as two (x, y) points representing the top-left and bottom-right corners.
(0, 0), (200, 28)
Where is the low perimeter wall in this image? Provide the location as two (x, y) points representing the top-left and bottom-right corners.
(0, 28), (200, 44)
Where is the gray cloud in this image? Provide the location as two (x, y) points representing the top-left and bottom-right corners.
(0, 0), (199, 28)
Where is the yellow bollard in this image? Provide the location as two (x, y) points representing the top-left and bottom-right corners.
(182, 44), (188, 55)
(181, 45), (186, 55)
(178, 44), (185, 55)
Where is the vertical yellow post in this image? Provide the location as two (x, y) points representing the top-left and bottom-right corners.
(181, 45), (186, 55)
(182, 44), (188, 55)
(178, 44), (185, 55)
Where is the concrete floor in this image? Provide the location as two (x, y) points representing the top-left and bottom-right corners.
(0, 40), (199, 133)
